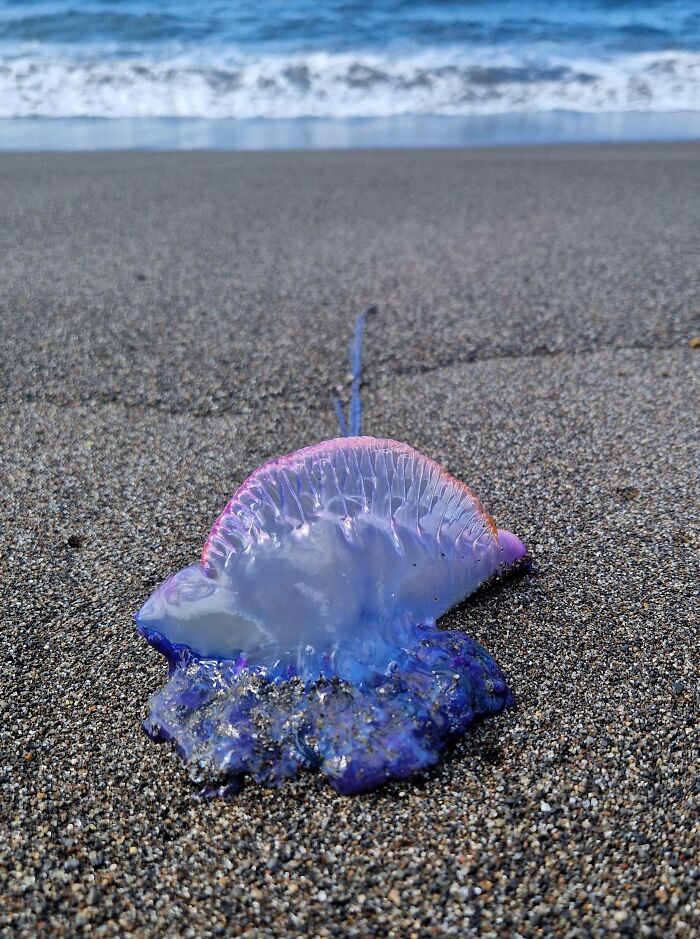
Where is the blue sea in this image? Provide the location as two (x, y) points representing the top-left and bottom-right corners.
(2, 0), (700, 148)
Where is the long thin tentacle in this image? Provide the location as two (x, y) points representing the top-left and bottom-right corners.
(347, 305), (377, 436)
(333, 306), (377, 437)
(333, 397), (348, 437)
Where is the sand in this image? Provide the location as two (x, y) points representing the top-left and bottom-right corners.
(2, 143), (699, 937)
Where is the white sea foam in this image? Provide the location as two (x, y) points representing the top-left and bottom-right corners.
(1, 48), (699, 119)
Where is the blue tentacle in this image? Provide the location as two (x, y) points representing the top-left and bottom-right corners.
(336, 306), (377, 437)
(333, 397), (348, 437)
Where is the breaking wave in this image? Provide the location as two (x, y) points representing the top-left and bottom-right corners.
(1, 49), (699, 119)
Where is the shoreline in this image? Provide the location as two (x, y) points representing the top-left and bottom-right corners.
(3, 110), (700, 151)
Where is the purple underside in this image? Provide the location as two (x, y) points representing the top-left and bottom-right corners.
(139, 621), (514, 796)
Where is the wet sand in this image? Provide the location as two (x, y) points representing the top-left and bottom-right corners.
(2, 144), (699, 936)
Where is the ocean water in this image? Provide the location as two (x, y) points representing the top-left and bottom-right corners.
(1, 1), (699, 147)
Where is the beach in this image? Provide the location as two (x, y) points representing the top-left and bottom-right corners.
(2, 143), (699, 936)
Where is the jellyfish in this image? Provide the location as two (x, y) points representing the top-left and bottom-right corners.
(135, 308), (529, 795)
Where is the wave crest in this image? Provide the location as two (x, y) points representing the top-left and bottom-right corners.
(1, 50), (699, 119)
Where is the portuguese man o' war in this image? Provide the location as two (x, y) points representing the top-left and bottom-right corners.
(136, 308), (529, 795)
